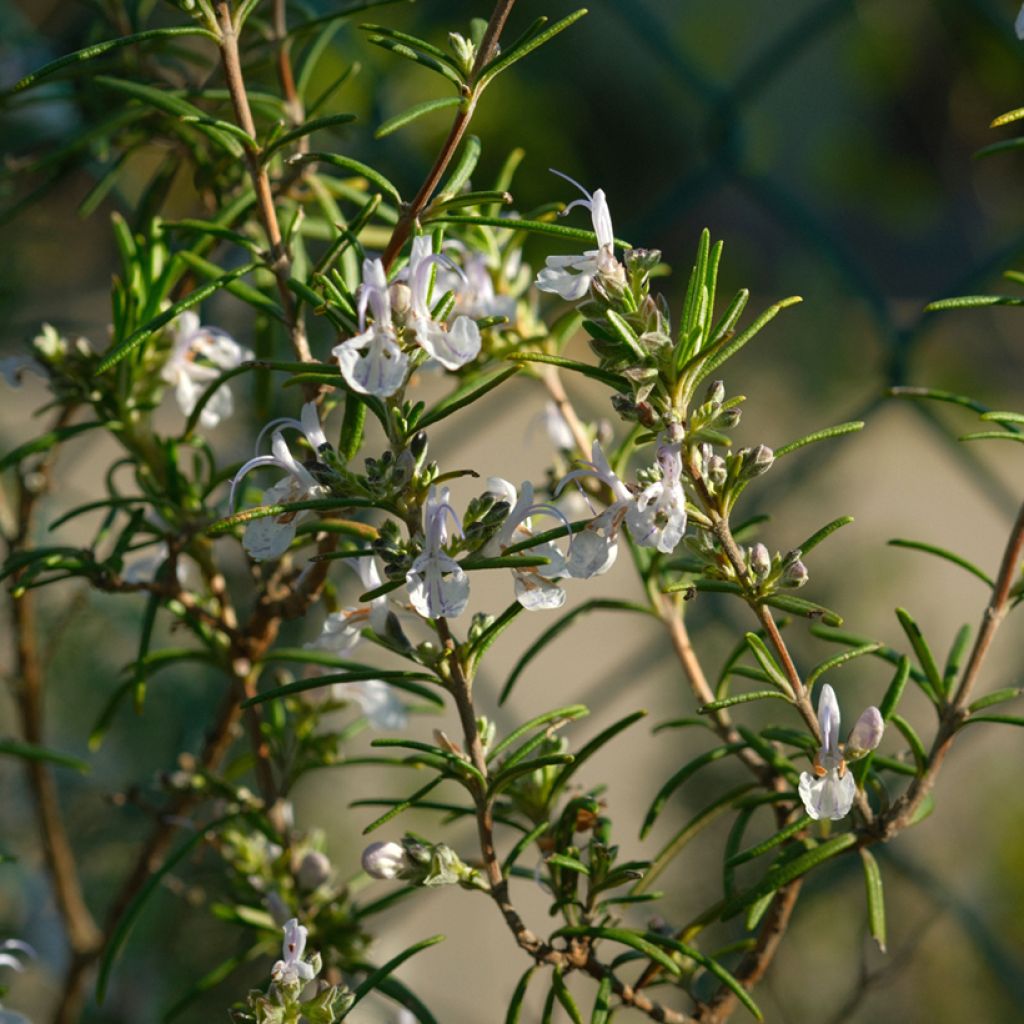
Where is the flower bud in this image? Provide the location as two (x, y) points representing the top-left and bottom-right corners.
(846, 706), (884, 760)
(389, 282), (412, 321)
(749, 543), (771, 580)
(624, 247), (662, 275)
(782, 559), (809, 588)
(449, 32), (477, 74)
(707, 454), (727, 488)
(741, 444), (774, 479)
(410, 429), (429, 462)
(704, 379), (726, 407)
(296, 850), (332, 892)
(718, 407), (741, 428)
(361, 841), (409, 880)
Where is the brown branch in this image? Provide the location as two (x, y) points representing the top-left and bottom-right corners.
(870, 496), (1024, 840)
(271, 0), (303, 125)
(543, 367), (593, 457)
(436, 618), (695, 1023)
(3, 409), (103, 1024)
(695, 881), (802, 1024)
(215, 2), (313, 377)
(659, 595), (779, 789)
(380, 0), (519, 271)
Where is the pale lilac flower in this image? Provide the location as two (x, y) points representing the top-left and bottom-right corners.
(628, 444), (688, 554)
(846, 706), (885, 760)
(270, 918), (316, 987)
(0, 940), (35, 1024)
(362, 840), (409, 880)
(0, 940), (34, 974)
(1017, 3), (1024, 39)
(484, 478), (569, 610)
(0, 356), (45, 389)
(557, 442), (630, 578)
(341, 678), (408, 730)
(230, 403), (329, 561)
(536, 170), (622, 301)
(406, 236), (481, 370)
(161, 311), (252, 428)
(332, 257), (408, 397)
(540, 401), (575, 451)
(406, 485), (470, 619)
(558, 440), (687, 572)
(442, 243), (518, 324)
(123, 541), (186, 585)
(798, 684), (881, 821)
(306, 557), (388, 654)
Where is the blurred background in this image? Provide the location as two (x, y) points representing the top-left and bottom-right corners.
(1, 0), (1023, 1021)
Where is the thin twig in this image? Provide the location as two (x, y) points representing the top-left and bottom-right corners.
(436, 618), (695, 1023)
(3, 409), (103, 1024)
(380, 0), (519, 271)
(215, 2), (313, 377)
(872, 496), (1024, 839)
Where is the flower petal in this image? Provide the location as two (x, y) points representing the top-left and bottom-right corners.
(817, 683), (841, 755)
(798, 768), (856, 821)
(413, 315), (480, 370)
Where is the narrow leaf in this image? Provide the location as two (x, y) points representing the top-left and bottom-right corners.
(414, 366), (520, 432)
(774, 421), (864, 459)
(0, 739), (89, 773)
(860, 848), (887, 952)
(500, 599), (651, 704)
(796, 515), (854, 557)
(10, 27), (217, 93)
(699, 690), (792, 713)
(505, 351), (627, 391)
(640, 744), (744, 839)
(505, 966), (539, 1024)
(550, 710), (646, 797)
(349, 935), (445, 1007)
(554, 926), (680, 977)
(290, 152), (402, 202)
(722, 833), (857, 918)
(262, 113), (357, 159)
(888, 539), (994, 588)
(99, 263), (258, 372)
(762, 594), (843, 627)
(894, 608), (943, 706)
(806, 644), (880, 688)
(479, 9), (589, 86)
(376, 96), (463, 139)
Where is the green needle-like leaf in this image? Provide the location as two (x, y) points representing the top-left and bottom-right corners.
(348, 935), (445, 1008)
(774, 421), (864, 459)
(888, 539), (994, 588)
(376, 96), (463, 139)
(0, 739), (89, 773)
(10, 27), (218, 94)
(860, 848), (887, 952)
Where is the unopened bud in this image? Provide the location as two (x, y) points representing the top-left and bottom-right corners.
(624, 247), (662, 275)
(449, 32), (477, 74)
(846, 707), (884, 760)
(410, 430), (429, 461)
(296, 851), (332, 892)
(742, 444), (774, 479)
(782, 560), (809, 588)
(718, 407), (741, 428)
(361, 841), (409, 880)
(389, 282), (412, 321)
(707, 454), (727, 488)
(749, 543), (771, 579)
(705, 379), (725, 407)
